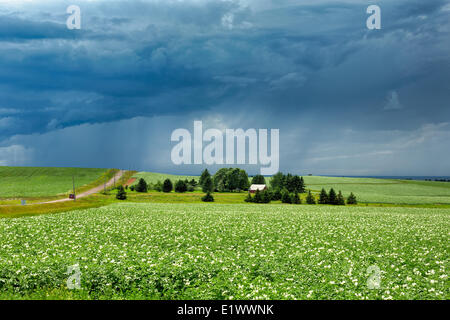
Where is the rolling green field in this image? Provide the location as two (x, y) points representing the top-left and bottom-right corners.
(0, 169), (449, 300)
(302, 176), (450, 205)
(0, 167), (111, 199)
(0, 203), (448, 300)
(133, 172), (450, 205)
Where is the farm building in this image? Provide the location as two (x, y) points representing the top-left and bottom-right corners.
(249, 184), (267, 194)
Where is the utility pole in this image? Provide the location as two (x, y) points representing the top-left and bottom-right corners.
(72, 175), (76, 201)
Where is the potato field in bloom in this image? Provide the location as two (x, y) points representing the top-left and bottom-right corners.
(0, 203), (448, 299)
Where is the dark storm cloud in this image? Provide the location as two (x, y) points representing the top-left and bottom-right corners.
(0, 16), (74, 40)
(0, 0), (449, 174)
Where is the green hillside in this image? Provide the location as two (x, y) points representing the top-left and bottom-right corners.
(0, 167), (110, 198)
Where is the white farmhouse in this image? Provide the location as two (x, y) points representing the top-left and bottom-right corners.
(249, 184), (267, 194)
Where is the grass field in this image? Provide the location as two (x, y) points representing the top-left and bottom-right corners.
(0, 167), (113, 199)
(303, 176), (450, 205)
(0, 194), (116, 219)
(0, 203), (447, 300)
(133, 172), (450, 205)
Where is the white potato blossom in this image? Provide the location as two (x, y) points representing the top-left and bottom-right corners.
(0, 203), (448, 299)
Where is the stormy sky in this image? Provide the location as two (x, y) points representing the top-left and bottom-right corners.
(0, 0), (449, 175)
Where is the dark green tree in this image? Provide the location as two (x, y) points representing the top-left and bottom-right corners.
(239, 169), (250, 191)
(175, 180), (188, 193)
(306, 190), (316, 204)
(190, 179), (198, 187)
(116, 185), (127, 200)
(213, 168), (229, 191)
(216, 179), (226, 192)
(251, 174), (266, 185)
(285, 174), (294, 192)
(328, 188), (337, 205)
(253, 189), (263, 203)
(244, 193), (253, 203)
(291, 192), (301, 204)
(272, 188), (282, 201)
(202, 175), (214, 193)
(227, 168), (241, 191)
(318, 188), (329, 204)
(201, 192), (214, 202)
(270, 172), (286, 190)
(299, 177), (306, 193)
(281, 188), (291, 204)
(199, 169), (211, 188)
(347, 192), (357, 205)
(337, 191), (345, 205)
(162, 179), (173, 193)
(262, 190), (272, 203)
(211, 168), (251, 192)
(135, 178), (148, 193)
(290, 175), (302, 193)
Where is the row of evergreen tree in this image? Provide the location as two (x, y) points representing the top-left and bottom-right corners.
(245, 189), (303, 204)
(128, 176), (216, 201)
(245, 188), (357, 205)
(130, 178), (199, 193)
(318, 188), (357, 205)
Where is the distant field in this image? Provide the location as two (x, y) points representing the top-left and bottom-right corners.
(134, 172), (450, 205)
(0, 203), (447, 300)
(302, 176), (450, 204)
(0, 167), (110, 198)
(5, 166), (446, 204)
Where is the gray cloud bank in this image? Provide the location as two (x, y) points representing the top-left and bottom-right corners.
(0, 0), (449, 175)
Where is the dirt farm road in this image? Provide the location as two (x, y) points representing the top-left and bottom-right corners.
(40, 170), (126, 204)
